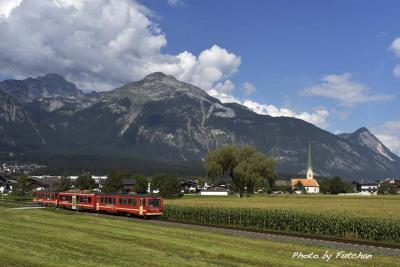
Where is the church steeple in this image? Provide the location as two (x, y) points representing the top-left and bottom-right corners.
(306, 141), (314, 179)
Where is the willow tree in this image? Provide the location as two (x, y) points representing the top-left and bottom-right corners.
(205, 145), (276, 197)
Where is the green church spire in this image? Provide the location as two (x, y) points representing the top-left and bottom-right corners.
(307, 141), (313, 170)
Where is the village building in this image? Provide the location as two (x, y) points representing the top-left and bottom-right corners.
(291, 142), (320, 194)
(352, 180), (379, 195)
(0, 176), (11, 193)
(180, 180), (199, 193)
(200, 186), (229, 196)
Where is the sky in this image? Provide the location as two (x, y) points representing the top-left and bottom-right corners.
(0, 0), (399, 155)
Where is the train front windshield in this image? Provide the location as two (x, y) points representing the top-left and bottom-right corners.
(147, 199), (160, 207)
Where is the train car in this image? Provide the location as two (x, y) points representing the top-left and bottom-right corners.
(32, 191), (59, 206)
(58, 192), (96, 210)
(32, 191), (163, 217)
(96, 193), (163, 217)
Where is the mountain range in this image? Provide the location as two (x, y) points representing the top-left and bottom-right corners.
(0, 72), (399, 179)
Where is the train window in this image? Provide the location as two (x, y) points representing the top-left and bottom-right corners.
(148, 199), (160, 207)
(84, 197), (88, 202)
(123, 198), (127, 205)
(88, 197), (91, 203)
(112, 198), (116, 204)
(101, 197), (104, 203)
(118, 198), (122, 205)
(132, 199), (138, 206)
(128, 198), (132, 205)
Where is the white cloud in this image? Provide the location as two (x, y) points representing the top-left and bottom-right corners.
(167, 0), (183, 7)
(393, 65), (400, 78)
(242, 100), (330, 128)
(301, 73), (394, 107)
(389, 37), (400, 79)
(242, 82), (256, 96)
(0, 0), (22, 18)
(389, 37), (400, 57)
(373, 121), (400, 156)
(0, 0), (330, 129)
(0, 0), (239, 92)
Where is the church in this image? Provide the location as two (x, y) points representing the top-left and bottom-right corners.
(291, 142), (320, 194)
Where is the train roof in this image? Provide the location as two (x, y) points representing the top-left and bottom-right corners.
(95, 192), (160, 198)
(54, 191), (160, 197)
(33, 190), (161, 198)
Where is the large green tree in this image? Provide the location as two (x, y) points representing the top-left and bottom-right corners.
(102, 170), (130, 193)
(133, 174), (148, 194)
(151, 174), (181, 198)
(13, 175), (31, 201)
(329, 176), (347, 194)
(378, 182), (397, 194)
(74, 175), (96, 190)
(53, 176), (73, 192)
(319, 176), (353, 194)
(205, 146), (276, 197)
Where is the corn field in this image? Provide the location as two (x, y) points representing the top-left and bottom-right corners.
(162, 205), (400, 244)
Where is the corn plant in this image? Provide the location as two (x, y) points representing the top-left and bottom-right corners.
(161, 205), (400, 244)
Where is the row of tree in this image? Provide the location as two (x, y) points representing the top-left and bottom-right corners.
(10, 173), (182, 199)
(318, 176), (355, 194)
(10, 146), (397, 199)
(101, 171), (181, 198)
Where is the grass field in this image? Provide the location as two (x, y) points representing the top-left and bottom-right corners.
(165, 195), (400, 220)
(0, 206), (399, 267)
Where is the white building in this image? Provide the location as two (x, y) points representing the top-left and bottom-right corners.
(200, 186), (229, 196)
(290, 142), (320, 194)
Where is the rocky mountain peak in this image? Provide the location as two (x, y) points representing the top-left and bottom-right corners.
(346, 127), (399, 162)
(353, 127), (370, 135)
(0, 73), (83, 103)
(142, 72), (176, 82)
(110, 72), (214, 105)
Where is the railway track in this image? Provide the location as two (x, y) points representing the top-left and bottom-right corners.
(4, 202), (400, 256)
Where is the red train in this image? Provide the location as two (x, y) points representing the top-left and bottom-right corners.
(32, 191), (163, 217)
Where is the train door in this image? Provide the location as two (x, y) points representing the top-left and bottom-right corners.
(96, 196), (100, 211)
(72, 195), (77, 210)
(139, 198), (144, 216)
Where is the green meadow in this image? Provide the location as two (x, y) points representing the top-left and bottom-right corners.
(0, 205), (399, 267)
